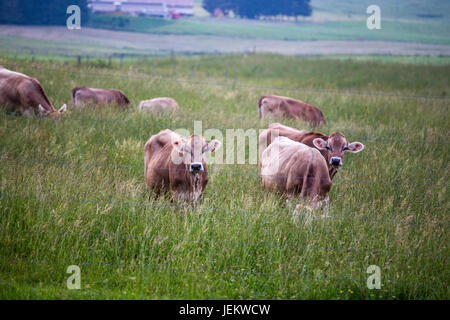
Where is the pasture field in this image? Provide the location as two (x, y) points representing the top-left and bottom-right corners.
(0, 54), (449, 299)
(3, 25), (450, 59)
(84, 0), (450, 46)
(87, 14), (450, 45)
(311, 0), (450, 21)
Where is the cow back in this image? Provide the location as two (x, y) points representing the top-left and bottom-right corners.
(260, 137), (331, 201)
(0, 67), (56, 114)
(259, 95), (326, 126)
(72, 87), (129, 108)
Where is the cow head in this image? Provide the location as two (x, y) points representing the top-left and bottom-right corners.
(172, 134), (221, 173)
(38, 104), (67, 117)
(312, 132), (364, 170)
(260, 102), (284, 118)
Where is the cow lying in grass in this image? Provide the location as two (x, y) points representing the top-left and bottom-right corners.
(0, 67), (66, 116)
(139, 97), (179, 113)
(72, 87), (130, 109)
(144, 129), (221, 204)
(258, 95), (325, 126)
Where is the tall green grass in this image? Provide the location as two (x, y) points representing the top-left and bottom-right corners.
(0, 55), (448, 299)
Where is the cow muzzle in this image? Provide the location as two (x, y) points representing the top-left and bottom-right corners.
(330, 157), (343, 167)
(190, 162), (204, 173)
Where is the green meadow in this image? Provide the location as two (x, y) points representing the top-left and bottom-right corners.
(87, 14), (450, 45)
(0, 54), (448, 299)
(87, 0), (450, 45)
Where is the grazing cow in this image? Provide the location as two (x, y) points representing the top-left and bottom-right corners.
(139, 97), (179, 113)
(260, 136), (331, 214)
(259, 123), (364, 180)
(258, 95), (325, 126)
(0, 67), (67, 116)
(72, 87), (130, 108)
(144, 129), (221, 204)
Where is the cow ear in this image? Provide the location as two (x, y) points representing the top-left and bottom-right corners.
(38, 104), (48, 114)
(347, 142), (364, 153)
(207, 139), (222, 153)
(312, 138), (328, 150)
(58, 104), (67, 114)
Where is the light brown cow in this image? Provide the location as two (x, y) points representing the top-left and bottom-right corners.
(72, 87), (130, 109)
(0, 67), (67, 116)
(144, 129), (221, 204)
(259, 123), (364, 180)
(260, 136), (331, 215)
(258, 95), (325, 126)
(139, 97), (179, 113)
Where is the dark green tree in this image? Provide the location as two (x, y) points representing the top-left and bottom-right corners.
(0, 0), (89, 25)
(202, 0), (312, 19)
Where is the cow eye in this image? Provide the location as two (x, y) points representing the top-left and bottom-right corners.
(343, 146), (349, 151)
(326, 146), (331, 150)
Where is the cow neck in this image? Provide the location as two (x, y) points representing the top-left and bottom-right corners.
(189, 169), (206, 203)
(193, 173), (201, 193)
(181, 162), (199, 192)
(32, 80), (56, 112)
(329, 167), (338, 180)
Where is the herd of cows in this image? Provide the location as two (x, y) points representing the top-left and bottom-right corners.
(0, 66), (365, 216)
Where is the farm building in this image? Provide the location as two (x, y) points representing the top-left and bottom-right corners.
(89, 0), (194, 17)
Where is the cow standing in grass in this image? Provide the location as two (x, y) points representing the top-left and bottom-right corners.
(72, 87), (130, 109)
(258, 95), (326, 126)
(259, 123), (364, 180)
(260, 136), (332, 216)
(144, 129), (221, 204)
(0, 67), (67, 116)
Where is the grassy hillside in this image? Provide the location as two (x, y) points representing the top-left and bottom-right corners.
(0, 34), (165, 59)
(2, 28), (449, 63)
(0, 55), (448, 299)
(312, 0), (450, 20)
(86, 14), (450, 45)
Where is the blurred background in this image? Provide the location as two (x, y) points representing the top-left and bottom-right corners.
(0, 0), (449, 59)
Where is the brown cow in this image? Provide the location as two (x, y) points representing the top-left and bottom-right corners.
(72, 87), (130, 108)
(260, 136), (331, 215)
(259, 123), (364, 180)
(0, 67), (67, 116)
(258, 95), (325, 126)
(144, 129), (221, 204)
(139, 97), (179, 113)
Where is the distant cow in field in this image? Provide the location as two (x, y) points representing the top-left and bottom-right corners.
(72, 87), (130, 108)
(139, 97), (179, 113)
(0, 67), (67, 116)
(260, 136), (331, 214)
(259, 123), (364, 180)
(144, 129), (221, 204)
(258, 95), (325, 126)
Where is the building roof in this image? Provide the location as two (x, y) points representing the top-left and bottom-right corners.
(166, 0), (194, 6)
(92, 0), (194, 5)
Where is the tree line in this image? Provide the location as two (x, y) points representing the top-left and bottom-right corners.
(0, 0), (88, 25)
(0, 0), (312, 25)
(203, 0), (312, 19)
